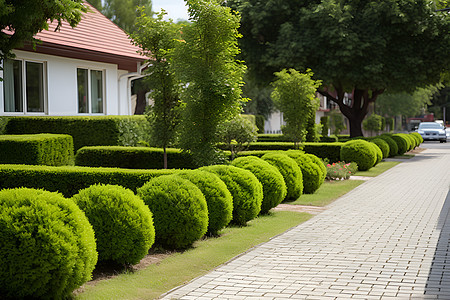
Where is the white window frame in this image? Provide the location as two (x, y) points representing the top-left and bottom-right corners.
(77, 67), (106, 115)
(2, 58), (48, 115)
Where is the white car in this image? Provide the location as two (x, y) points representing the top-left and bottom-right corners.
(417, 122), (447, 143)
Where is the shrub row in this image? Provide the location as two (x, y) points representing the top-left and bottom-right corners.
(0, 134), (74, 166)
(4, 116), (149, 150)
(302, 142), (344, 163)
(75, 146), (196, 169)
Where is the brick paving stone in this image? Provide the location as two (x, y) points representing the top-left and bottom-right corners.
(161, 146), (450, 299)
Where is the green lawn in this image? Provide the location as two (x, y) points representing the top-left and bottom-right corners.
(289, 179), (365, 207)
(355, 161), (400, 177)
(76, 211), (312, 300)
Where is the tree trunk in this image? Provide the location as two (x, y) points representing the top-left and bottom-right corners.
(348, 115), (364, 137)
(134, 88), (147, 115)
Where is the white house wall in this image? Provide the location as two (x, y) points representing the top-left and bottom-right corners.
(0, 50), (132, 116)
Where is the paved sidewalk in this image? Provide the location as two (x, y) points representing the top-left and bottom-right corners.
(162, 146), (450, 299)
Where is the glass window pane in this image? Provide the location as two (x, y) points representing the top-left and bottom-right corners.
(77, 68), (88, 113)
(3, 59), (23, 112)
(90, 70), (103, 113)
(26, 61), (44, 112)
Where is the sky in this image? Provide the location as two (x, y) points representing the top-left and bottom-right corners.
(152, 0), (189, 22)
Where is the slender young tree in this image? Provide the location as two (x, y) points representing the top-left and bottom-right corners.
(271, 69), (321, 147)
(173, 0), (247, 166)
(131, 9), (182, 169)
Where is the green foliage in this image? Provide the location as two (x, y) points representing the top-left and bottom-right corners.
(370, 143), (383, 165)
(200, 165), (262, 225)
(340, 140), (377, 171)
(255, 115), (265, 134)
(286, 151), (324, 194)
(235, 150), (281, 158)
(261, 152), (303, 200)
(320, 135), (339, 142)
(302, 142), (344, 163)
(75, 146), (196, 169)
(305, 116), (322, 142)
(0, 117), (8, 134)
(132, 9), (183, 168)
(0, 188), (97, 299)
(378, 135), (399, 157)
(0, 134), (74, 166)
(174, 0), (247, 166)
(271, 69), (321, 145)
(391, 134), (409, 155)
(410, 132), (424, 144)
(305, 153), (327, 183)
(320, 116), (329, 136)
(231, 156), (287, 214)
(5, 116), (149, 150)
(218, 115), (258, 160)
(246, 142), (300, 151)
(240, 114), (256, 125)
(0, 0), (86, 69)
(72, 184), (155, 265)
(257, 134), (291, 142)
(177, 170), (233, 235)
(363, 114), (384, 134)
(371, 138), (390, 159)
(330, 111), (347, 135)
(137, 175), (208, 249)
(0, 164), (176, 197)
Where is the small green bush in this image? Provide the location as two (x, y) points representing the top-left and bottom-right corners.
(302, 142), (344, 163)
(378, 135), (398, 157)
(391, 134), (408, 155)
(137, 175), (208, 249)
(261, 152), (303, 200)
(410, 132), (424, 144)
(75, 146), (196, 169)
(0, 164), (176, 197)
(5, 116), (149, 150)
(72, 184), (155, 265)
(408, 133), (420, 147)
(257, 134), (290, 142)
(231, 156), (287, 214)
(340, 140), (377, 171)
(0, 188), (97, 299)
(401, 133), (415, 150)
(286, 151), (324, 194)
(200, 165), (263, 225)
(370, 143), (383, 165)
(236, 150), (281, 158)
(0, 134), (74, 166)
(371, 138), (390, 159)
(177, 170), (233, 235)
(305, 153), (327, 183)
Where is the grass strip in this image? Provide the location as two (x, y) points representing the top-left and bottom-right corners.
(355, 161), (400, 177)
(76, 211), (312, 300)
(289, 179), (365, 207)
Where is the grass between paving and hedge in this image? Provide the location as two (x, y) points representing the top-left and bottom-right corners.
(76, 211), (312, 300)
(354, 161), (400, 177)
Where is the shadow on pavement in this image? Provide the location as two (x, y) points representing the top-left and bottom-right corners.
(424, 190), (450, 297)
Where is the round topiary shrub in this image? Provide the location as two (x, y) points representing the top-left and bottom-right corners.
(0, 188), (97, 299)
(391, 134), (408, 155)
(379, 134), (398, 157)
(200, 165), (263, 226)
(402, 133), (415, 150)
(137, 175), (208, 249)
(261, 152), (303, 200)
(370, 143), (383, 165)
(177, 170), (233, 235)
(305, 153), (327, 183)
(286, 151), (323, 194)
(372, 138), (390, 159)
(340, 140), (377, 171)
(72, 184), (155, 265)
(410, 132), (424, 144)
(231, 156), (287, 214)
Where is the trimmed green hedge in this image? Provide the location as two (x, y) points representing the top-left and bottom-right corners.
(302, 142), (344, 163)
(391, 134), (408, 155)
(410, 132), (424, 144)
(231, 156), (287, 214)
(340, 140), (377, 171)
(4, 116), (149, 150)
(0, 164), (176, 197)
(235, 150), (281, 158)
(286, 151), (324, 194)
(0, 188), (97, 299)
(257, 134), (291, 142)
(0, 134), (74, 166)
(75, 146), (196, 169)
(72, 184), (155, 265)
(246, 142), (301, 151)
(137, 175), (208, 249)
(200, 165), (263, 226)
(371, 138), (390, 159)
(378, 135), (398, 157)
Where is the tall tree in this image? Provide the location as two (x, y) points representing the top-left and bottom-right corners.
(173, 0), (247, 166)
(131, 9), (182, 169)
(228, 0), (450, 137)
(0, 0), (87, 70)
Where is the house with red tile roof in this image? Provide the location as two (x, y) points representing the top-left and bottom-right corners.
(0, 2), (148, 116)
